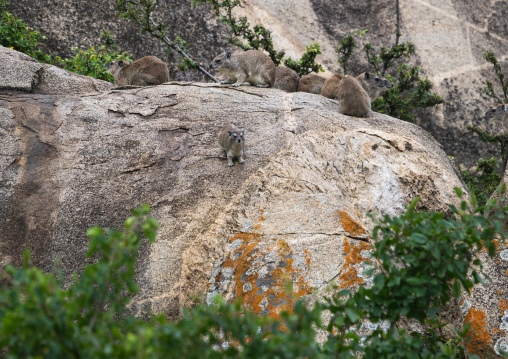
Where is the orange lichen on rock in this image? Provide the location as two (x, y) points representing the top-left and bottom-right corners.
(463, 307), (492, 356)
(338, 210), (369, 240)
(217, 210), (313, 320)
(498, 299), (508, 312)
(338, 236), (371, 288)
(336, 212), (372, 289)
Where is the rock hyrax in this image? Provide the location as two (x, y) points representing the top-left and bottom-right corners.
(219, 124), (245, 167)
(298, 73), (326, 94)
(485, 104), (508, 121)
(322, 72), (392, 101)
(336, 75), (371, 117)
(273, 66), (300, 92)
(356, 72), (393, 101)
(106, 56), (169, 86)
(209, 50), (276, 88)
(321, 73), (343, 99)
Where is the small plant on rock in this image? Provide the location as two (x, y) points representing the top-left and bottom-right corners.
(60, 31), (132, 83)
(0, 0), (52, 63)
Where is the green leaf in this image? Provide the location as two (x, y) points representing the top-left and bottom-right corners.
(87, 226), (104, 237)
(345, 308), (359, 323)
(453, 280), (461, 298)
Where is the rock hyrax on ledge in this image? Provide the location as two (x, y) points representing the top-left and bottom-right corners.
(322, 72), (392, 101)
(336, 75), (371, 117)
(209, 50), (275, 88)
(219, 124), (245, 167)
(298, 73), (326, 94)
(106, 56), (169, 86)
(273, 66), (300, 92)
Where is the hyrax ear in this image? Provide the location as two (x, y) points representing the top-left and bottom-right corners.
(228, 131), (233, 136)
(226, 51), (232, 59)
(364, 72), (370, 79)
(241, 130), (245, 136)
(118, 60), (124, 67)
(503, 104), (508, 112)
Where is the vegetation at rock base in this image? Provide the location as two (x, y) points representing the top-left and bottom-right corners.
(192, 0), (324, 76)
(1, 189), (508, 358)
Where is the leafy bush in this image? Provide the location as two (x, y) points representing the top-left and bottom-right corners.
(0, 0), (51, 63)
(60, 32), (132, 83)
(1, 190), (507, 358)
(466, 51), (508, 179)
(461, 156), (503, 207)
(0, 3), (131, 83)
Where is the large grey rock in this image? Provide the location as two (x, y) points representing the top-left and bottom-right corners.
(0, 46), (44, 91)
(0, 46), (113, 94)
(1, 81), (465, 322)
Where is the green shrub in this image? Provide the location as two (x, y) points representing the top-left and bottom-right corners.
(0, 0), (51, 63)
(461, 156), (503, 207)
(466, 50), (508, 178)
(60, 31), (132, 83)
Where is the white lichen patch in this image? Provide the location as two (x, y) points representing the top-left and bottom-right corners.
(500, 310), (508, 331)
(495, 337), (508, 356)
(500, 249), (508, 261)
(460, 298), (472, 318)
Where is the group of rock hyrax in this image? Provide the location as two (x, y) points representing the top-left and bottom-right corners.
(105, 50), (507, 167)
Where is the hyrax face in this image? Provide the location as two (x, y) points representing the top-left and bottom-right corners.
(363, 72), (393, 89)
(106, 59), (131, 77)
(485, 104), (508, 120)
(209, 51), (232, 69)
(228, 129), (244, 144)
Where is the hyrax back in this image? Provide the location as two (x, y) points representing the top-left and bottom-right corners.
(209, 50), (276, 88)
(273, 66), (300, 92)
(337, 75), (371, 117)
(106, 56), (169, 86)
(322, 72), (392, 101)
(321, 74), (343, 99)
(356, 72), (392, 101)
(218, 124), (245, 167)
(298, 73), (326, 94)
(485, 104), (508, 121)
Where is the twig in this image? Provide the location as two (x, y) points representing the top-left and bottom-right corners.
(147, 17), (220, 83)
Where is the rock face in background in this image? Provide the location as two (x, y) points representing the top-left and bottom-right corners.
(6, 0), (230, 82)
(9, 0), (508, 168)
